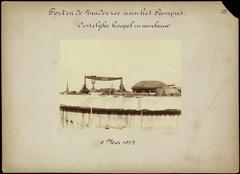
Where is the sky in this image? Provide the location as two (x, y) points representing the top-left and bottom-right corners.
(60, 39), (181, 92)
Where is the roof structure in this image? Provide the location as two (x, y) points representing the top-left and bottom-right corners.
(132, 81), (167, 90)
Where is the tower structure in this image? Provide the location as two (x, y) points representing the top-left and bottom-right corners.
(66, 81), (69, 93)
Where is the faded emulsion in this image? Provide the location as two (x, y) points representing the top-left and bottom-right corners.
(60, 75), (181, 130)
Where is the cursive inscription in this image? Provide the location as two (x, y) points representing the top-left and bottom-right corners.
(100, 139), (136, 145)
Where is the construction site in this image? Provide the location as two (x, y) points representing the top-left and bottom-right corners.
(60, 75), (181, 130)
(60, 75), (181, 97)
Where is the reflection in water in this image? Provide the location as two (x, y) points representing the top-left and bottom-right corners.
(60, 95), (181, 130)
(60, 110), (181, 130)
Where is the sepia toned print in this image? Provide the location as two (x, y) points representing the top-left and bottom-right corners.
(2, 2), (238, 172)
(59, 39), (181, 130)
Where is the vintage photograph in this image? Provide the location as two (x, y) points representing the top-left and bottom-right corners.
(59, 39), (181, 130)
(3, 2), (238, 172)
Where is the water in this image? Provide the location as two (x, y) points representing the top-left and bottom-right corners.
(59, 94), (181, 130)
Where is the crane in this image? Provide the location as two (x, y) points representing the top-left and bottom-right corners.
(80, 75), (125, 94)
